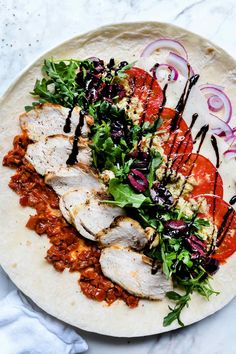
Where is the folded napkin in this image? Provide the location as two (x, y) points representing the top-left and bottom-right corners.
(0, 289), (88, 354)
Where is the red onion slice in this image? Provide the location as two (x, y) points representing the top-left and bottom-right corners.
(223, 149), (236, 161)
(209, 114), (232, 136)
(141, 38), (188, 59)
(166, 52), (194, 78)
(151, 63), (178, 82)
(224, 134), (236, 144)
(207, 95), (224, 112)
(200, 85), (232, 123)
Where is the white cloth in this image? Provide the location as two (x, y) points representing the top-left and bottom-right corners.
(0, 289), (88, 354)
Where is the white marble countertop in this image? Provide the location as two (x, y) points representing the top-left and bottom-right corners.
(1, 0), (236, 353)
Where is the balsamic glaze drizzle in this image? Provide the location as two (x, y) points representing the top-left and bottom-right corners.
(170, 74), (200, 132)
(170, 113), (199, 178)
(210, 135), (220, 168)
(160, 83), (168, 112)
(66, 110), (85, 165)
(229, 195), (236, 206)
(63, 107), (74, 133)
(216, 207), (234, 247)
(172, 124), (209, 202)
(161, 75), (200, 183)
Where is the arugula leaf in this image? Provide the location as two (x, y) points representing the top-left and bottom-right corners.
(164, 288), (192, 327)
(165, 291), (182, 301)
(177, 250), (193, 268)
(148, 150), (163, 187)
(193, 218), (210, 229)
(142, 117), (163, 134)
(116, 62), (135, 78)
(108, 178), (150, 208)
(27, 59), (83, 110)
(164, 274), (219, 327)
(160, 241), (171, 279)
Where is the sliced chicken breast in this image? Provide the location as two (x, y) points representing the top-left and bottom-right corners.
(25, 135), (92, 176)
(45, 165), (102, 196)
(97, 216), (148, 250)
(61, 189), (124, 241)
(100, 247), (172, 300)
(60, 188), (92, 224)
(20, 103), (93, 141)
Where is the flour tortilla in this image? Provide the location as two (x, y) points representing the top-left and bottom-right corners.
(0, 22), (236, 337)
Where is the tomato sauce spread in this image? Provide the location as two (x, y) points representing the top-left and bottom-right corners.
(3, 134), (139, 308)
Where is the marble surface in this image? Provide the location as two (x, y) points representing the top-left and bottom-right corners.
(1, 0), (236, 353)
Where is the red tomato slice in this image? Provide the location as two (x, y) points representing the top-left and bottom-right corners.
(171, 153), (223, 198)
(159, 108), (193, 156)
(194, 195), (236, 261)
(126, 67), (163, 123)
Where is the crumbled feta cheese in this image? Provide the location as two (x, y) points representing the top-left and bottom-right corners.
(176, 197), (194, 218)
(117, 96), (143, 124)
(198, 222), (218, 245)
(100, 170), (115, 184)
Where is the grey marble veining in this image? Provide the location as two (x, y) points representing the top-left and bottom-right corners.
(0, 1), (236, 353)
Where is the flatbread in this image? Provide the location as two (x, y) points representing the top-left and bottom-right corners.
(0, 22), (235, 337)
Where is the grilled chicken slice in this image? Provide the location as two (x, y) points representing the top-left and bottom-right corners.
(97, 216), (148, 250)
(100, 247), (172, 299)
(45, 165), (102, 196)
(60, 188), (92, 224)
(20, 103), (93, 141)
(25, 135), (92, 175)
(61, 189), (124, 241)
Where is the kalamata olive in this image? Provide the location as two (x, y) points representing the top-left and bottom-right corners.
(150, 183), (173, 209)
(87, 57), (105, 73)
(203, 257), (220, 275)
(111, 121), (124, 142)
(184, 235), (206, 258)
(164, 220), (189, 238)
(175, 264), (190, 281)
(131, 151), (150, 171)
(128, 169), (148, 193)
(165, 220), (188, 232)
(101, 83), (125, 100)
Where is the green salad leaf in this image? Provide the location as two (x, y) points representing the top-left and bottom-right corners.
(108, 178), (151, 208)
(148, 150), (163, 187)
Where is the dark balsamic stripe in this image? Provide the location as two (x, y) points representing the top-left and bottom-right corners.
(166, 113), (199, 180)
(63, 107), (74, 133)
(66, 110), (85, 165)
(210, 135), (220, 238)
(229, 195), (236, 206)
(170, 74), (200, 132)
(173, 125), (209, 201)
(216, 207), (234, 247)
(162, 75), (199, 182)
(210, 135), (220, 168)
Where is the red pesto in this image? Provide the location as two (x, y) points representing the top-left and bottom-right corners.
(3, 135), (139, 308)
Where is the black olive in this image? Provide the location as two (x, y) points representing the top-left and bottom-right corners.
(164, 220), (189, 238)
(150, 183), (173, 209)
(175, 264), (190, 281)
(203, 257), (220, 275)
(184, 235), (206, 258)
(110, 121), (124, 142)
(131, 151), (150, 171)
(128, 169), (148, 193)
